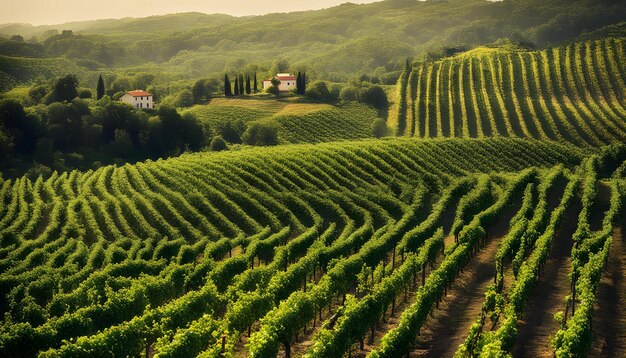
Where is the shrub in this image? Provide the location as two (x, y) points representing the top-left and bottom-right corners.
(77, 88), (93, 99)
(266, 85), (279, 97)
(340, 86), (359, 102)
(242, 120), (279, 146)
(305, 81), (336, 102)
(372, 119), (389, 138)
(210, 135), (228, 151)
(360, 85), (389, 110)
(174, 89), (194, 107)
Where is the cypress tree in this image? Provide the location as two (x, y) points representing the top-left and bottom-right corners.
(246, 75), (251, 94)
(224, 74), (232, 97)
(253, 72), (258, 93)
(296, 71), (302, 95)
(234, 77), (240, 96)
(301, 72), (307, 95)
(239, 74), (244, 95)
(96, 74), (105, 100)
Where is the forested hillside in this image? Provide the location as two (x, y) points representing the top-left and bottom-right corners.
(1, 0), (624, 85)
(391, 37), (626, 146)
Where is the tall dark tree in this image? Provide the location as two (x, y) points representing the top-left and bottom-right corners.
(238, 74), (244, 95)
(296, 72), (302, 95)
(53, 74), (79, 102)
(224, 74), (232, 97)
(245, 75), (251, 95)
(301, 72), (307, 95)
(234, 77), (240, 96)
(96, 74), (105, 100)
(0, 99), (40, 154)
(253, 72), (258, 93)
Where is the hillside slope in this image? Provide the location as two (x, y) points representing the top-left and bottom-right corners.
(187, 100), (379, 144)
(392, 38), (626, 146)
(0, 137), (592, 357)
(1, 0), (624, 77)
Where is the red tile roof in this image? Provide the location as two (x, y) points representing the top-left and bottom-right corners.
(265, 75), (297, 81)
(127, 90), (151, 97)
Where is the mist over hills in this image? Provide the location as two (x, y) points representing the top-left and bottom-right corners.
(1, 0), (624, 80)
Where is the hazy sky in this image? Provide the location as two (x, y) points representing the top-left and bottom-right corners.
(1, 0), (381, 26)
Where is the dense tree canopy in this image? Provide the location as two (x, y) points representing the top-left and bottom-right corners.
(52, 74), (79, 102)
(0, 0), (623, 86)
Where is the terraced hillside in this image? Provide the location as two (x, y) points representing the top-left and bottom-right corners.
(393, 38), (626, 146)
(1, 137), (624, 357)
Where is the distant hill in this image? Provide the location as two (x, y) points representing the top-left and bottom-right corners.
(391, 37), (626, 147)
(0, 0), (624, 78)
(0, 56), (89, 91)
(0, 12), (234, 37)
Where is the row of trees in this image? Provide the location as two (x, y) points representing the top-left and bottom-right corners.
(224, 73), (258, 97)
(223, 71), (308, 97)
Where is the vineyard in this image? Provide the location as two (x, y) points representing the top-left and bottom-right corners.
(187, 100), (378, 144)
(0, 55), (88, 91)
(392, 38), (626, 146)
(0, 136), (624, 357)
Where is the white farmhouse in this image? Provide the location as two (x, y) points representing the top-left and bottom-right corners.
(262, 73), (297, 92)
(120, 90), (154, 109)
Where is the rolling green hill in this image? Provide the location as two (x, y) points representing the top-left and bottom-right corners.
(1, 0), (624, 79)
(187, 99), (379, 144)
(1, 2), (626, 357)
(0, 56), (88, 91)
(0, 137), (623, 357)
(0, 137), (610, 357)
(392, 37), (626, 146)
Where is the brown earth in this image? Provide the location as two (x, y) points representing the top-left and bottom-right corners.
(511, 196), (581, 357)
(589, 225), (626, 357)
(406, 191), (522, 357)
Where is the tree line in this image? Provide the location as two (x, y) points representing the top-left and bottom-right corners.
(223, 71), (308, 97)
(0, 74), (207, 178)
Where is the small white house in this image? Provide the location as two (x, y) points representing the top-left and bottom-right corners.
(263, 73), (297, 92)
(120, 90), (154, 109)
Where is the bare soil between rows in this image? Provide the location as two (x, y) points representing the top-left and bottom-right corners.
(511, 195), (581, 357)
(590, 225), (626, 357)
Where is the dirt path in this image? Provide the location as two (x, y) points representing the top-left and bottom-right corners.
(589, 182), (611, 232)
(511, 197), (581, 358)
(352, 277), (424, 358)
(407, 195), (522, 357)
(589, 225), (626, 357)
(409, 232), (500, 357)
